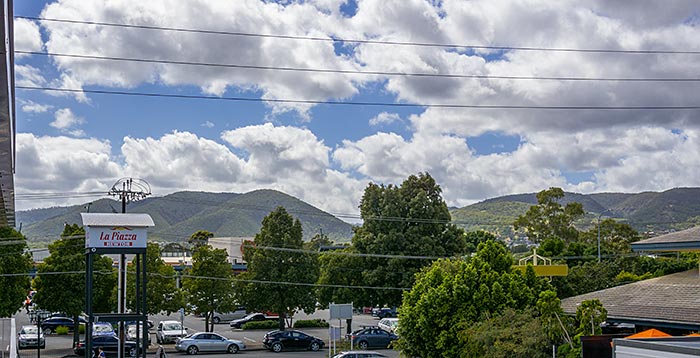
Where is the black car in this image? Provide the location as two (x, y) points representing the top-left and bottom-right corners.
(351, 327), (398, 350)
(372, 308), (396, 319)
(263, 330), (325, 353)
(229, 313), (275, 329)
(74, 335), (140, 357)
(41, 317), (83, 334)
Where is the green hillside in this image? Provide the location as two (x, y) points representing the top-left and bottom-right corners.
(450, 201), (531, 237)
(17, 190), (354, 245)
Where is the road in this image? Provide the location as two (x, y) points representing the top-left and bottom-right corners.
(10, 309), (401, 358)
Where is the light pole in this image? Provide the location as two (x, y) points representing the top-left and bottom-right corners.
(597, 209), (612, 262)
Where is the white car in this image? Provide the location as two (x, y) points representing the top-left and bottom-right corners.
(18, 325), (45, 349)
(156, 321), (189, 344)
(378, 318), (399, 333)
(212, 307), (247, 324)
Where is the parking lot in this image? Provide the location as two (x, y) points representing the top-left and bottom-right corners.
(9, 309), (400, 358)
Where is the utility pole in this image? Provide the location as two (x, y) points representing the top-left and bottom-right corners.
(108, 178), (151, 358)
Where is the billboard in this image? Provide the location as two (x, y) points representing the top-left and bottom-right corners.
(86, 226), (148, 249)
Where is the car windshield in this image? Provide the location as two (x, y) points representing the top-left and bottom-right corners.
(21, 327), (39, 334)
(163, 323), (182, 330)
(243, 314), (258, 319)
(94, 325), (113, 333)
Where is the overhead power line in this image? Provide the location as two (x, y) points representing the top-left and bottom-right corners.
(16, 16), (700, 55)
(17, 86), (700, 110)
(15, 50), (700, 83)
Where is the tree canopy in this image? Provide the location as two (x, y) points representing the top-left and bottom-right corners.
(127, 242), (183, 315)
(238, 206), (319, 330)
(0, 226), (33, 317)
(320, 173), (466, 307)
(514, 187), (584, 243)
(397, 240), (551, 357)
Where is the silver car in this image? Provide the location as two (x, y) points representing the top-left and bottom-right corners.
(18, 325), (45, 349)
(212, 308), (247, 324)
(175, 332), (246, 355)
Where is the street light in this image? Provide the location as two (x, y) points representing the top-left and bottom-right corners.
(597, 209), (613, 262)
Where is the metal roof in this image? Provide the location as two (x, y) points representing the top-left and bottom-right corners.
(632, 226), (700, 252)
(0, 0), (16, 227)
(80, 213), (155, 227)
(561, 269), (700, 331)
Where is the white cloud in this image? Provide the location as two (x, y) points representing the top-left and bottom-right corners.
(19, 100), (53, 114)
(51, 108), (85, 132)
(201, 121), (215, 128)
(14, 18), (43, 55)
(15, 65), (46, 87)
(369, 112), (402, 126)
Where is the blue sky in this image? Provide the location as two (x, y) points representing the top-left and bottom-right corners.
(12, 0), (700, 216)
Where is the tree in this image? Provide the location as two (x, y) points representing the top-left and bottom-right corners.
(397, 241), (552, 357)
(33, 224), (116, 346)
(126, 242), (183, 315)
(514, 188), (584, 243)
(239, 206), (319, 330)
(575, 299), (607, 336)
(460, 308), (549, 358)
(464, 230), (496, 254)
(188, 230), (213, 249)
(182, 244), (234, 332)
(304, 232), (333, 251)
(580, 219), (640, 254)
(0, 226), (33, 317)
(536, 290), (574, 349)
(321, 173), (466, 307)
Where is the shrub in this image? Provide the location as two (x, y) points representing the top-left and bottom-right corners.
(55, 326), (70, 335)
(242, 320), (278, 330)
(293, 319), (329, 328)
(79, 324), (86, 334)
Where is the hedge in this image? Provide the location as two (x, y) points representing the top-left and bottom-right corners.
(55, 326), (70, 335)
(293, 319), (329, 328)
(242, 320), (279, 330)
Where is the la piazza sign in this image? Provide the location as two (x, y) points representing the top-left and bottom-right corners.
(81, 213), (154, 250)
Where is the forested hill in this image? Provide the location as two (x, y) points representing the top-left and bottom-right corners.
(450, 187), (700, 236)
(17, 190), (355, 245)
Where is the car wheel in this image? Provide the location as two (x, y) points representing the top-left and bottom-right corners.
(213, 317), (220, 324)
(271, 342), (283, 353)
(227, 344), (239, 354)
(129, 347), (137, 357)
(43, 328), (52, 335)
(358, 341), (369, 350)
(310, 342), (320, 352)
(187, 346), (199, 355)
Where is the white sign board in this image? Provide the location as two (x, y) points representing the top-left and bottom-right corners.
(86, 226), (148, 249)
(330, 303), (353, 320)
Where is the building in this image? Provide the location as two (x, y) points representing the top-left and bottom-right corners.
(0, 0), (16, 227)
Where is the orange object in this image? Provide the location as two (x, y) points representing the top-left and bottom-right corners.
(626, 329), (671, 339)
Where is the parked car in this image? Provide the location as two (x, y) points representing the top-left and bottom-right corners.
(175, 332), (246, 355)
(74, 335), (140, 357)
(41, 317), (78, 334)
(156, 320), (189, 344)
(229, 313), (277, 329)
(333, 351), (387, 358)
(371, 307), (397, 319)
(18, 325), (45, 349)
(262, 329), (325, 353)
(126, 323), (151, 346)
(92, 322), (116, 336)
(212, 307), (247, 324)
(377, 318), (399, 334)
(351, 327), (398, 350)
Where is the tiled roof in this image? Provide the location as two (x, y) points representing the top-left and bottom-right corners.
(632, 226), (700, 251)
(561, 269), (700, 328)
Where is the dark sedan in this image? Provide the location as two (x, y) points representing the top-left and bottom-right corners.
(41, 317), (81, 334)
(351, 328), (397, 350)
(229, 313), (276, 329)
(263, 330), (324, 353)
(74, 335), (140, 357)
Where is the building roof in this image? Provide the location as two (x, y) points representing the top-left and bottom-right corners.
(561, 269), (700, 330)
(632, 226), (700, 252)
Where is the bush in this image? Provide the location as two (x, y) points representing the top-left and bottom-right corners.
(293, 319), (329, 328)
(242, 320), (278, 330)
(55, 326), (70, 335)
(79, 324), (86, 334)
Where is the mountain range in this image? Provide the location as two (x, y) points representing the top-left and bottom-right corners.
(17, 187), (700, 245)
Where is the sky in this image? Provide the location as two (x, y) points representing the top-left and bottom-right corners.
(12, 0), (700, 219)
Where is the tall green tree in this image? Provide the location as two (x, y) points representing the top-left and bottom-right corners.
(126, 242), (183, 315)
(397, 241), (551, 357)
(461, 308), (549, 358)
(188, 230), (214, 249)
(514, 187), (584, 243)
(33, 224), (115, 346)
(320, 173), (466, 307)
(239, 206), (319, 330)
(0, 226), (33, 317)
(182, 244), (234, 332)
